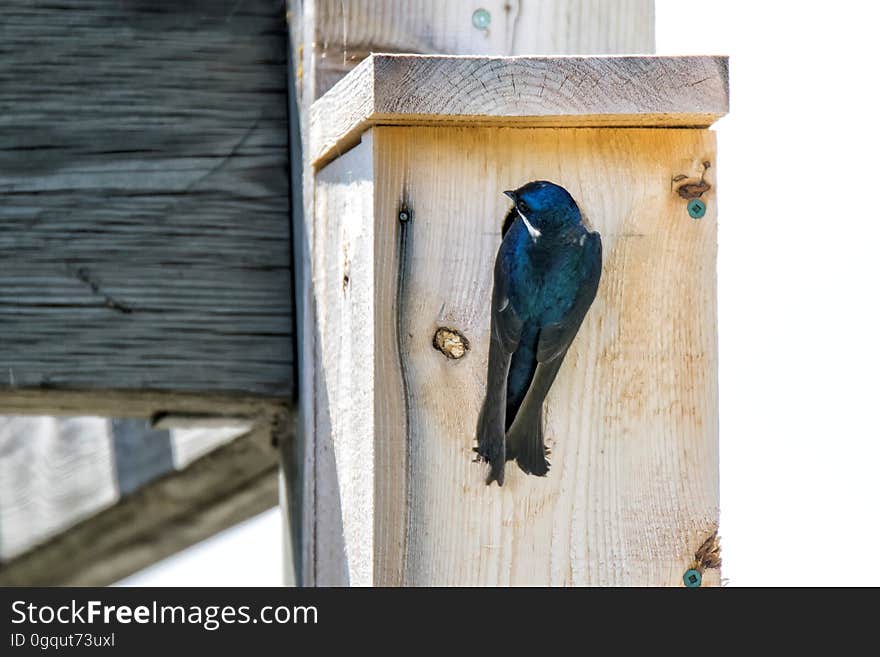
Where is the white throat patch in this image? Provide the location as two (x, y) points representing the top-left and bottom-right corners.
(517, 209), (542, 242)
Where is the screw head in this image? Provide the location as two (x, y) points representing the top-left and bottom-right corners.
(472, 8), (491, 30)
(398, 209), (410, 223)
(687, 198), (706, 219)
(683, 569), (702, 588)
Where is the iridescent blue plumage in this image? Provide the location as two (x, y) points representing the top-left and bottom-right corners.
(476, 181), (602, 485)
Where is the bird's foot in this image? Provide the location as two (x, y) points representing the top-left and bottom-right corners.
(473, 438), (505, 485)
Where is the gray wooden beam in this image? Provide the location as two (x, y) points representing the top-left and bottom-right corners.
(0, 408), (293, 586)
(0, 0), (293, 406)
(0, 389), (284, 419)
(284, 0), (307, 588)
(111, 419), (174, 497)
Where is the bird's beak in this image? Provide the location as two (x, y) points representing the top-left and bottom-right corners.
(503, 190), (516, 201)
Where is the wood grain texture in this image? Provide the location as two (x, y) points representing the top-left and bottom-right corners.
(0, 389), (284, 419)
(339, 126), (720, 585)
(311, 0), (655, 97)
(0, 409), (289, 586)
(0, 417), (117, 561)
(0, 0), (293, 401)
(312, 137), (376, 585)
(372, 132), (410, 587)
(310, 54), (729, 165)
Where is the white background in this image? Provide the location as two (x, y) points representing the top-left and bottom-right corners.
(658, 0), (880, 586)
(121, 0), (880, 587)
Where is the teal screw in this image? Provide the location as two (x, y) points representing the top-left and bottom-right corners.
(687, 198), (706, 219)
(472, 8), (491, 30)
(683, 569), (702, 588)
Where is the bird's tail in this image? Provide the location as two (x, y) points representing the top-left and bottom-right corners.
(475, 335), (510, 486)
(506, 402), (550, 477)
(476, 399), (506, 485)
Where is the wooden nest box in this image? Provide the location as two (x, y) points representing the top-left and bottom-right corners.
(308, 54), (729, 586)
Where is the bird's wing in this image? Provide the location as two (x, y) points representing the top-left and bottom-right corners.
(476, 242), (525, 485)
(490, 246), (524, 353)
(507, 236), (601, 475)
(535, 236), (602, 363)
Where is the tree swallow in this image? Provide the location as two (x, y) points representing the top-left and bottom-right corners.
(475, 181), (602, 485)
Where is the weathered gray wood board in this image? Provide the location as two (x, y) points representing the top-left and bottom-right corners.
(0, 411), (287, 586)
(0, 389), (283, 419)
(0, 0), (293, 404)
(311, 54), (730, 166)
(308, 0), (655, 98)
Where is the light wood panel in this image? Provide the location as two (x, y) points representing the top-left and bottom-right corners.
(361, 126), (720, 585)
(310, 54), (729, 166)
(313, 137), (377, 585)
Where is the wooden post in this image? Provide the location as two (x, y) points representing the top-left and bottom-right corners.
(308, 54), (727, 586)
(290, 0), (659, 587)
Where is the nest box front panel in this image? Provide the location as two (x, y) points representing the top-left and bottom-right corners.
(372, 125), (719, 586)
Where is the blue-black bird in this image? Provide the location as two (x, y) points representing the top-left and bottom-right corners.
(475, 181), (602, 485)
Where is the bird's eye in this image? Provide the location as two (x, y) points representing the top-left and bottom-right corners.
(517, 200), (528, 213)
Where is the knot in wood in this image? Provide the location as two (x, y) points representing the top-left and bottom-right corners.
(693, 530), (722, 571)
(676, 180), (712, 199)
(674, 160), (712, 199)
(432, 327), (470, 360)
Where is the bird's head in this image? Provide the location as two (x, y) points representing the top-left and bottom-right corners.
(503, 181), (584, 237)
